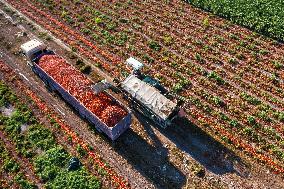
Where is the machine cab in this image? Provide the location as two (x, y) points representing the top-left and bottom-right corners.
(21, 39), (47, 61)
(125, 57), (167, 94)
(126, 57), (144, 71)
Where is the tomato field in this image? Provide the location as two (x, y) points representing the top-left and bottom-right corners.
(1, 0), (284, 188)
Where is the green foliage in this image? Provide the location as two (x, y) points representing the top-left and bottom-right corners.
(163, 35), (174, 45)
(143, 54), (154, 63)
(61, 10), (74, 24)
(27, 124), (56, 151)
(173, 77), (191, 94)
(257, 111), (271, 122)
(4, 116), (22, 136)
(229, 33), (239, 40)
(148, 40), (162, 51)
(184, 0), (284, 41)
(270, 73), (280, 84)
(119, 18), (128, 23)
(212, 96), (224, 106)
(35, 147), (69, 169)
(106, 22), (117, 31)
(272, 60), (283, 70)
(173, 83), (183, 93)
(115, 32), (128, 46)
(243, 127), (253, 135)
(247, 116), (256, 125)
(3, 159), (20, 173)
(0, 82), (18, 106)
(34, 147), (100, 188)
(272, 148), (284, 159)
(81, 28), (91, 35)
(61, 10), (68, 18)
(94, 17), (103, 25)
(10, 109), (33, 124)
(207, 71), (225, 85)
(219, 112), (229, 121)
(14, 173), (37, 189)
(202, 17), (210, 28)
(101, 30), (115, 43)
(229, 120), (239, 127)
(240, 92), (261, 105)
(46, 169), (100, 189)
(0, 83), (101, 188)
(195, 53), (206, 64)
(76, 144), (87, 157)
(0, 140), (37, 187)
(228, 58), (239, 65)
(275, 111), (284, 122)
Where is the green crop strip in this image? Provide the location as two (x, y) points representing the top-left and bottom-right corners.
(184, 0), (284, 41)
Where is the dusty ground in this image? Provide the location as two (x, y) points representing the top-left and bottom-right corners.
(0, 4), (283, 189)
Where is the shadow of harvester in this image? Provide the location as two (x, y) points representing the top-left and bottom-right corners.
(162, 117), (247, 175)
(113, 114), (186, 189)
(113, 111), (248, 189)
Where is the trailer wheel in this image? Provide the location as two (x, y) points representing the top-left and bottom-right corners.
(129, 102), (134, 109)
(95, 126), (102, 133)
(44, 82), (54, 92)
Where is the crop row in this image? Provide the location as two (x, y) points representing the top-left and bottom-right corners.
(26, 83), (129, 189)
(83, 0), (284, 102)
(86, 0), (284, 81)
(10, 0), (284, 167)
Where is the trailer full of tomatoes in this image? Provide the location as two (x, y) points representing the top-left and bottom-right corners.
(38, 55), (127, 127)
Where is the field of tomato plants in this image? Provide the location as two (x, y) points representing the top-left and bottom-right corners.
(0, 81), (103, 188)
(184, 0), (284, 42)
(4, 0), (284, 175)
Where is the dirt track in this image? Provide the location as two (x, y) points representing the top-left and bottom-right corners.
(0, 4), (284, 189)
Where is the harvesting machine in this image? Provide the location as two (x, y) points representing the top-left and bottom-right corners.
(20, 39), (184, 140)
(94, 58), (185, 128)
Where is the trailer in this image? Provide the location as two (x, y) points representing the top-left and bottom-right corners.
(21, 39), (131, 140)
